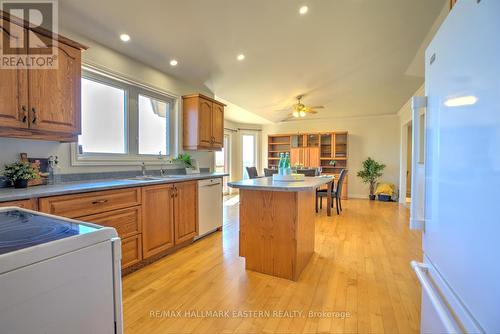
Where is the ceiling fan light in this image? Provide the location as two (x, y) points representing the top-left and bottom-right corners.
(292, 110), (300, 118)
(299, 110), (306, 117)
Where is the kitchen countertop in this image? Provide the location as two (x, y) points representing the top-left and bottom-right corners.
(0, 173), (228, 202)
(228, 176), (333, 192)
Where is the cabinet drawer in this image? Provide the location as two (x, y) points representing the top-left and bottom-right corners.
(39, 188), (141, 218)
(79, 206), (141, 239)
(0, 198), (37, 211)
(121, 234), (142, 269)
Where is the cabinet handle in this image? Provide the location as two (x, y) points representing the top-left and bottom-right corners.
(21, 106), (27, 123)
(170, 187), (175, 198)
(92, 199), (108, 204)
(31, 108), (37, 124)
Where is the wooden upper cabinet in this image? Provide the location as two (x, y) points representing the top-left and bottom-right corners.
(211, 102), (224, 148)
(173, 181), (198, 245)
(182, 94), (225, 151)
(28, 33), (81, 134)
(0, 19), (28, 129)
(198, 97), (213, 147)
(0, 15), (86, 141)
(141, 184), (175, 258)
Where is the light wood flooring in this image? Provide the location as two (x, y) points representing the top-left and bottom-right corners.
(122, 198), (422, 334)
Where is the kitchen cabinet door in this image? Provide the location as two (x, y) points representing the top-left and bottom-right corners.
(307, 147), (320, 168)
(290, 148), (303, 167)
(142, 184), (175, 258)
(0, 19), (28, 129)
(28, 34), (81, 135)
(173, 181), (198, 244)
(0, 199), (37, 210)
(211, 102), (224, 148)
(198, 98), (213, 147)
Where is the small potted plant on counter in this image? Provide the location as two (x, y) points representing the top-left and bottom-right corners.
(357, 157), (386, 200)
(3, 160), (39, 188)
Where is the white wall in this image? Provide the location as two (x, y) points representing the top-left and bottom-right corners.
(261, 115), (400, 198)
(0, 28), (215, 174)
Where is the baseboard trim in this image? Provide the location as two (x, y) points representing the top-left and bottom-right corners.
(410, 218), (425, 231)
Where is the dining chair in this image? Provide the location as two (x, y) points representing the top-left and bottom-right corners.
(245, 166), (259, 179)
(316, 169), (347, 215)
(264, 168), (278, 177)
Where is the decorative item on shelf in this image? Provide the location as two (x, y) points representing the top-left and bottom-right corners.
(3, 160), (40, 188)
(329, 160), (337, 166)
(357, 157), (386, 200)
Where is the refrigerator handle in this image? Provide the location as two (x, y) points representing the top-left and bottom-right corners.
(411, 261), (461, 333)
(409, 96), (427, 231)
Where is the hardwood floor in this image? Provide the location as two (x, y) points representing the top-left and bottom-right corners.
(122, 198), (422, 334)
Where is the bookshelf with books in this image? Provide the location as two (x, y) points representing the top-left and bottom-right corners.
(267, 132), (348, 199)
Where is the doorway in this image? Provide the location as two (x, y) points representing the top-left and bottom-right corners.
(215, 134), (230, 194)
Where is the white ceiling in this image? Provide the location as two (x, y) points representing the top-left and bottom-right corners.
(59, 0), (446, 123)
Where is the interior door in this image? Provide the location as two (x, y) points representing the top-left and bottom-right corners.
(173, 181), (198, 244)
(28, 34), (81, 134)
(141, 184), (175, 258)
(0, 19), (28, 129)
(198, 98), (213, 147)
(211, 102), (224, 148)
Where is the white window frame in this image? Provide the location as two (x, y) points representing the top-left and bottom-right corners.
(71, 67), (178, 166)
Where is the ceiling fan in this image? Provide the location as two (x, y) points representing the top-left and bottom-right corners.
(287, 95), (324, 119)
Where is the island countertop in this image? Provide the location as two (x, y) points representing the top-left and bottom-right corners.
(228, 176), (333, 192)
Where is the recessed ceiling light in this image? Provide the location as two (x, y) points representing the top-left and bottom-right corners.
(237, 54), (245, 61)
(299, 5), (309, 15)
(170, 59), (178, 66)
(119, 34), (130, 42)
(444, 95), (478, 107)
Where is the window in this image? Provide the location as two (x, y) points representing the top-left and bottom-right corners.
(138, 94), (170, 155)
(79, 78), (127, 154)
(74, 69), (175, 165)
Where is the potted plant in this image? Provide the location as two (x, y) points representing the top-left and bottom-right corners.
(174, 153), (194, 169)
(357, 157), (386, 200)
(3, 160), (39, 188)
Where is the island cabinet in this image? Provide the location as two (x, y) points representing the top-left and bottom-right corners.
(0, 16), (87, 142)
(142, 181), (198, 259)
(182, 94), (225, 151)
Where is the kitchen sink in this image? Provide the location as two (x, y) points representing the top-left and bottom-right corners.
(125, 175), (186, 181)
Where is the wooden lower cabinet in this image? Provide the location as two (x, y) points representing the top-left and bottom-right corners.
(39, 188), (141, 218)
(79, 206), (142, 239)
(0, 198), (37, 210)
(174, 181), (198, 244)
(141, 184), (175, 258)
(121, 234), (143, 269)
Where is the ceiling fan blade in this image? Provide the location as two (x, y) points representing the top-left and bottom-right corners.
(309, 106), (325, 109)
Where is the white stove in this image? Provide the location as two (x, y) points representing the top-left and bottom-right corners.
(0, 207), (123, 334)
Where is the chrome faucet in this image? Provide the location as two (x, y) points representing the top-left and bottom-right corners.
(141, 162), (147, 176)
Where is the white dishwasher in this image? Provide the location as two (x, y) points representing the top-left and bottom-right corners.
(196, 178), (223, 239)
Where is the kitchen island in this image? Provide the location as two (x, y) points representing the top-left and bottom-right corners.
(228, 176), (333, 281)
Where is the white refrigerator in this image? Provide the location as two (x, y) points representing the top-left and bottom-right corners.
(411, 1), (500, 333)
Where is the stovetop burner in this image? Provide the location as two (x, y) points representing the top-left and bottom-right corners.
(0, 210), (98, 255)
